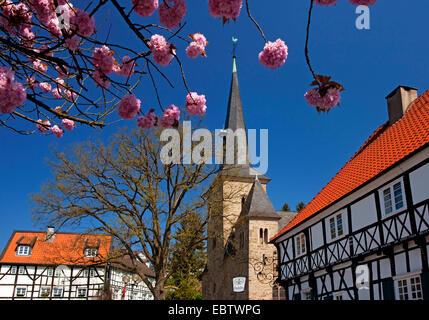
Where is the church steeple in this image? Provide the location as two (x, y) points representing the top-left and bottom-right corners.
(224, 56), (247, 134)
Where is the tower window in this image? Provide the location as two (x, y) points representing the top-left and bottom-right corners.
(264, 229), (268, 244)
(259, 228), (263, 244)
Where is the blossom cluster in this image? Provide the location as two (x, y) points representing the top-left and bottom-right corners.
(315, 0), (376, 6)
(148, 34), (175, 66)
(132, 0), (159, 17)
(208, 0), (243, 21)
(186, 33), (208, 59)
(185, 92), (207, 115)
(158, 0), (187, 29)
(258, 39), (288, 70)
(304, 87), (342, 111)
(0, 67), (26, 114)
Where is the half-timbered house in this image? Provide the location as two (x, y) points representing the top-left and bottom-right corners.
(0, 228), (155, 300)
(271, 86), (429, 300)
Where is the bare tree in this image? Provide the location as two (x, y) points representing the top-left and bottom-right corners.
(30, 126), (222, 299)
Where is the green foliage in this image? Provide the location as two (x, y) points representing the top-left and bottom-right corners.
(281, 203), (290, 211)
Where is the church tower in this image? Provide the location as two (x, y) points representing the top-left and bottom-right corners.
(202, 53), (281, 300)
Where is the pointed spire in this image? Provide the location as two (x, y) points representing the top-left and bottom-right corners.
(241, 179), (280, 220)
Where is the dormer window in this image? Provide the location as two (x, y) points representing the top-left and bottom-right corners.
(84, 248), (98, 258)
(16, 245), (31, 256)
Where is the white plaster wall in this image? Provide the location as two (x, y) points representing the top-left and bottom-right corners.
(310, 222), (324, 250)
(351, 194), (377, 231)
(410, 162), (429, 205)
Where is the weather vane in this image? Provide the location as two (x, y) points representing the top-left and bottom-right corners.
(232, 37), (238, 57)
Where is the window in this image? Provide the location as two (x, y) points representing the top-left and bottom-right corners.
(40, 287), (51, 297)
(18, 266), (25, 274)
(263, 229), (268, 244)
(259, 229), (263, 244)
(10, 266), (17, 274)
(15, 287), (26, 297)
(329, 213), (344, 240)
(84, 269), (95, 277)
(382, 181), (405, 216)
(16, 245), (31, 256)
(84, 247), (98, 258)
(396, 275), (423, 300)
(53, 287), (63, 297)
(294, 233), (306, 257)
(77, 288), (87, 297)
(47, 268), (53, 276)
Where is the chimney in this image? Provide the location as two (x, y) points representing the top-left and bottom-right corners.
(386, 86), (418, 126)
(45, 226), (55, 241)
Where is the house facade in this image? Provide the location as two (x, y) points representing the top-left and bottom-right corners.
(0, 228), (155, 300)
(271, 86), (429, 300)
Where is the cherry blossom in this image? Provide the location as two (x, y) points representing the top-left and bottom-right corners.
(115, 56), (136, 78)
(159, 104), (180, 128)
(315, 0), (340, 6)
(137, 109), (157, 129)
(70, 9), (95, 37)
(51, 125), (64, 138)
(258, 39), (288, 70)
(208, 0), (243, 21)
(118, 94), (141, 120)
(62, 118), (76, 131)
(158, 0), (187, 29)
(132, 0), (159, 17)
(0, 66), (27, 114)
(185, 92), (207, 115)
(349, 0), (376, 5)
(148, 34), (175, 66)
(39, 82), (52, 93)
(36, 119), (51, 133)
(186, 33), (208, 59)
(304, 87), (342, 111)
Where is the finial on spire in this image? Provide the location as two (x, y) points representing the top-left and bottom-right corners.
(232, 37), (238, 58)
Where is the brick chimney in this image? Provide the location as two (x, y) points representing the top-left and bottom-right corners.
(45, 226), (55, 241)
(386, 86), (418, 126)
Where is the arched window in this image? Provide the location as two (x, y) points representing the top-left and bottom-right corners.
(259, 228), (263, 244)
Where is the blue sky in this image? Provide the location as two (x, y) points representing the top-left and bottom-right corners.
(1, 0), (428, 249)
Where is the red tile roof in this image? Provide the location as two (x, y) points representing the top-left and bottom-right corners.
(273, 89), (429, 240)
(0, 231), (112, 266)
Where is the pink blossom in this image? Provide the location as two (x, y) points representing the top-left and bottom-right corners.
(52, 88), (62, 99)
(148, 34), (175, 66)
(70, 9), (95, 37)
(26, 77), (38, 90)
(92, 46), (115, 75)
(118, 94), (141, 120)
(62, 118), (76, 131)
(132, 0), (159, 17)
(137, 110), (157, 129)
(39, 82), (52, 93)
(31, 59), (48, 73)
(36, 119), (51, 133)
(185, 33), (208, 59)
(304, 87), (342, 111)
(186, 42), (204, 59)
(349, 0), (376, 5)
(208, 0), (243, 20)
(159, 104), (180, 128)
(51, 125), (64, 138)
(185, 92), (207, 115)
(0, 1), (33, 34)
(315, 0), (340, 6)
(115, 56), (135, 78)
(93, 70), (111, 89)
(0, 66), (27, 114)
(158, 0), (187, 29)
(258, 39), (288, 70)
(65, 36), (80, 52)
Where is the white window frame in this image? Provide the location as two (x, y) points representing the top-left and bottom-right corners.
(380, 179), (406, 218)
(328, 212), (345, 241)
(52, 287), (63, 298)
(394, 271), (423, 300)
(15, 287), (27, 297)
(40, 287), (51, 297)
(294, 233), (306, 257)
(84, 247), (98, 258)
(77, 287), (87, 298)
(10, 266), (17, 274)
(16, 245), (31, 256)
(18, 266), (25, 275)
